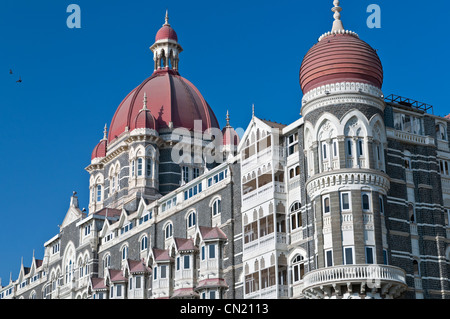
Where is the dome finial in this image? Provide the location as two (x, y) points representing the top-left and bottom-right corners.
(226, 110), (230, 127)
(164, 9), (170, 26)
(103, 123), (108, 140)
(331, 0), (345, 32)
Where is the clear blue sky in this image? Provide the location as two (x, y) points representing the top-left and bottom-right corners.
(0, 0), (448, 284)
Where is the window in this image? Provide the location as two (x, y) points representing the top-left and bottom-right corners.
(135, 276), (142, 289)
(153, 267), (157, 280)
(184, 183), (203, 200)
(211, 199), (222, 216)
(129, 277), (133, 290)
(137, 158), (143, 176)
(347, 139), (352, 156)
(365, 247), (374, 264)
(287, 133), (299, 156)
(141, 236), (148, 251)
(341, 192), (350, 211)
(323, 196), (330, 214)
(409, 204), (416, 223)
(160, 265), (167, 279)
(333, 140), (338, 157)
(325, 250), (333, 267)
(84, 224), (91, 236)
(121, 246), (128, 260)
(201, 246), (205, 261)
(184, 255), (190, 269)
(146, 159), (152, 177)
(103, 254), (111, 269)
(292, 255), (304, 282)
(383, 249), (389, 265)
(209, 244), (216, 259)
(139, 210), (152, 224)
(344, 247), (354, 265)
(394, 112), (423, 135)
(210, 290), (216, 299)
(131, 160), (135, 177)
(182, 166), (189, 183)
(322, 142), (328, 160)
(290, 202), (302, 230)
(193, 167), (200, 179)
(379, 196), (384, 214)
(358, 140), (364, 156)
(116, 285), (122, 297)
(96, 185), (102, 202)
(187, 211), (196, 228)
(362, 193), (370, 211)
(164, 223), (173, 239)
(437, 123), (448, 140)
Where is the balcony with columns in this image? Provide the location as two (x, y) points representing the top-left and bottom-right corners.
(301, 264), (407, 299)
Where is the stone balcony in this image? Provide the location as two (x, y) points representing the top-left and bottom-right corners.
(302, 264), (407, 299)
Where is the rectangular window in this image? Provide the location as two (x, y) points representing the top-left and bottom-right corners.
(382, 250), (388, 265)
(341, 192), (350, 211)
(209, 244), (216, 259)
(129, 278), (133, 290)
(160, 265), (167, 279)
(184, 255), (190, 269)
(344, 247), (354, 265)
(333, 140), (337, 157)
(201, 246), (205, 260)
(325, 250), (333, 267)
(153, 267), (157, 280)
(182, 166), (189, 183)
(210, 290), (216, 299)
(135, 276), (142, 289)
(97, 185), (102, 202)
(347, 140), (352, 156)
(176, 257), (180, 271)
(146, 160), (152, 177)
(358, 140), (364, 156)
(116, 285), (122, 297)
(137, 158), (143, 176)
(193, 167), (200, 179)
(379, 196), (384, 214)
(365, 247), (374, 264)
(322, 142), (328, 160)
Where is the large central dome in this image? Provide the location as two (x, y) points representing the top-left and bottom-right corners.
(107, 13), (219, 143)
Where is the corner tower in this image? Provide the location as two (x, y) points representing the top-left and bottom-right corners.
(299, 1), (407, 299)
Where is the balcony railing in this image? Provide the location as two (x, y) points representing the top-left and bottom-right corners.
(302, 264), (406, 292)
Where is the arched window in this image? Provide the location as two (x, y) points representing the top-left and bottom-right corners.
(65, 259), (73, 284)
(103, 254), (111, 269)
(187, 211), (196, 228)
(362, 193), (370, 211)
(290, 202), (302, 230)
(164, 223), (173, 239)
(131, 160), (135, 177)
(211, 199), (222, 216)
(141, 236), (148, 251)
(292, 255), (305, 283)
(121, 245), (128, 260)
(323, 197), (330, 214)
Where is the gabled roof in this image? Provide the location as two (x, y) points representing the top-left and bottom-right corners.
(174, 237), (198, 253)
(196, 278), (228, 290)
(90, 277), (108, 290)
(107, 269), (127, 283)
(126, 259), (151, 274)
(95, 208), (122, 218)
(151, 248), (172, 262)
(198, 226), (227, 241)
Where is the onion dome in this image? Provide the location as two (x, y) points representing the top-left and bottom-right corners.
(299, 1), (383, 94)
(107, 12), (219, 143)
(222, 111), (240, 146)
(155, 11), (178, 42)
(130, 93), (158, 131)
(91, 125), (108, 160)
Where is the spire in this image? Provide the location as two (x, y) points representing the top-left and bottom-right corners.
(331, 0), (345, 32)
(103, 124), (108, 140)
(164, 9), (170, 26)
(226, 110), (230, 127)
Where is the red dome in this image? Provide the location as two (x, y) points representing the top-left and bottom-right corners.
(131, 108), (158, 131)
(155, 25), (178, 42)
(91, 139), (107, 160)
(300, 33), (383, 94)
(108, 69), (219, 142)
(222, 126), (239, 146)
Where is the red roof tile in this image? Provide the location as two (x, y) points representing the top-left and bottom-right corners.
(174, 238), (198, 252)
(199, 226), (227, 241)
(91, 277), (107, 290)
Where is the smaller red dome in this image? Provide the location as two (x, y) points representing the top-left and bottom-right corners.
(91, 139), (107, 160)
(222, 126), (240, 146)
(131, 108), (158, 131)
(155, 25), (178, 42)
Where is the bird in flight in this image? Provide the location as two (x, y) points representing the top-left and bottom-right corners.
(16, 77), (22, 83)
(10, 69), (13, 75)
